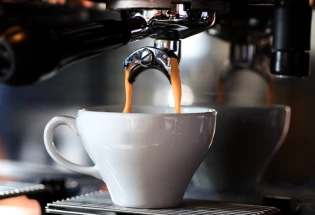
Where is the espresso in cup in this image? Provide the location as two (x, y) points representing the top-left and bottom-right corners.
(44, 106), (216, 208)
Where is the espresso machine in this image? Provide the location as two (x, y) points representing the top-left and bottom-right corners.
(0, 0), (311, 85)
(0, 0), (313, 215)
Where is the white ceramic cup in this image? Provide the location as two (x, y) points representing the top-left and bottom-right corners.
(43, 105), (217, 208)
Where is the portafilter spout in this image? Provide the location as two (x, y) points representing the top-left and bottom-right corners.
(124, 39), (181, 84)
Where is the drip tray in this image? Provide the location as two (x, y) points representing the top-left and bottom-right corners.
(46, 191), (280, 215)
(0, 181), (45, 199)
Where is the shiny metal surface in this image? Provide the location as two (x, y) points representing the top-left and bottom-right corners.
(124, 7), (217, 40)
(154, 40), (181, 61)
(102, 0), (230, 12)
(46, 191), (280, 215)
(124, 42), (180, 84)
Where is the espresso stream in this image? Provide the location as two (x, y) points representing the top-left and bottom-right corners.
(122, 61), (135, 113)
(123, 58), (182, 114)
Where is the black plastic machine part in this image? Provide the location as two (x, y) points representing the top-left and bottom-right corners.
(271, 0), (312, 78)
(263, 196), (295, 214)
(0, 2), (145, 86)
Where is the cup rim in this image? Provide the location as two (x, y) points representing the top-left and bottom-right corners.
(79, 105), (217, 116)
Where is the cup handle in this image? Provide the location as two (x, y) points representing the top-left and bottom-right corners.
(43, 116), (102, 180)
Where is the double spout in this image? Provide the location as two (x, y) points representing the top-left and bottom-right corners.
(124, 40), (181, 84)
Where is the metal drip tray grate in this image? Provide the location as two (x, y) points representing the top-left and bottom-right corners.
(46, 191), (280, 215)
(0, 181), (45, 199)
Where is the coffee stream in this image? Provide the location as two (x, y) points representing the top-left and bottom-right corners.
(123, 58), (182, 114)
(169, 58), (182, 114)
(123, 61), (135, 113)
